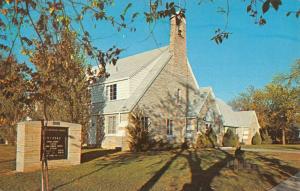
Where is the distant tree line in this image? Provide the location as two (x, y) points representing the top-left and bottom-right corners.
(229, 60), (300, 144)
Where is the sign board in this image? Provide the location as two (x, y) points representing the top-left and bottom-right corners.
(41, 127), (68, 160)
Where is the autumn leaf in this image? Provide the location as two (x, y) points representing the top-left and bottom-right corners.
(1, 9), (8, 15)
(262, 1), (270, 14)
(270, 0), (282, 11)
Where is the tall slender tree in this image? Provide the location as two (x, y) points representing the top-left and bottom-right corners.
(0, 57), (32, 145)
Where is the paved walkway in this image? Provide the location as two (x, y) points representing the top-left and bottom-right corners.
(241, 148), (300, 154)
(220, 147), (300, 154)
(270, 172), (300, 191)
(220, 147), (300, 190)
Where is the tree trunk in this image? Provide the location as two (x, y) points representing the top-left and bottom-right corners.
(282, 128), (286, 145)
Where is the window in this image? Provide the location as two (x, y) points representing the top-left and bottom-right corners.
(186, 119), (193, 134)
(176, 89), (181, 104)
(106, 84), (117, 100)
(205, 123), (212, 131)
(167, 119), (173, 135)
(108, 116), (117, 134)
(141, 117), (149, 130)
(196, 120), (200, 132)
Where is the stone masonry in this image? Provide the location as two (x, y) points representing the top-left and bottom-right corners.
(16, 121), (81, 172)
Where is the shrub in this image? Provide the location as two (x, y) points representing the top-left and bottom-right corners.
(223, 129), (239, 147)
(126, 110), (151, 152)
(151, 139), (173, 151)
(252, 132), (262, 145)
(195, 128), (217, 148)
(207, 128), (218, 147)
(261, 131), (272, 144)
(196, 133), (212, 148)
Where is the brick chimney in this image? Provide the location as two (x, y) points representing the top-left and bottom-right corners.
(169, 13), (187, 66)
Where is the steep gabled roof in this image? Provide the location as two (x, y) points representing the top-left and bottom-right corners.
(216, 98), (259, 128)
(119, 49), (172, 113)
(101, 46), (169, 83)
(93, 46), (172, 114)
(187, 90), (209, 117)
(187, 87), (219, 117)
(93, 45), (202, 115)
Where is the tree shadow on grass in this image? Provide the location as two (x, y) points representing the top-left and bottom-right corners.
(253, 153), (299, 187)
(255, 153), (298, 174)
(53, 150), (132, 190)
(81, 149), (120, 163)
(182, 149), (233, 191)
(51, 165), (110, 191)
(139, 149), (184, 191)
(138, 149), (233, 191)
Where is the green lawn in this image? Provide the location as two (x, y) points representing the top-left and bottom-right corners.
(0, 145), (16, 175)
(0, 145), (299, 191)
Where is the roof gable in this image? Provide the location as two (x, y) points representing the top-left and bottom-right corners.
(99, 46), (169, 83)
(216, 98), (259, 128)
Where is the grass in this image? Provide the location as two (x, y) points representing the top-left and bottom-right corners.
(0, 145), (299, 191)
(0, 145), (16, 174)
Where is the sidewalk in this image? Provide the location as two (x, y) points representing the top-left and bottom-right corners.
(270, 172), (300, 191)
(219, 147), (300, 154)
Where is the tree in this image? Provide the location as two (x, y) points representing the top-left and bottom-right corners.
(195, 133), (212, 148)
(230, 82), (298, 144)
(195, 127), (217, 148)
(126, 109), (151, 152)
(277, 60), (300, 85)
(29, 30), (91, 144)
(0, 31), (92, 190)
(222, 128), (239, 147)
(264, 83), (298, 144)
(260, 129), (272, 144)
(252, 132), (262, 145)
(229, 86), (269, 131)
(0, 57), (32, 145)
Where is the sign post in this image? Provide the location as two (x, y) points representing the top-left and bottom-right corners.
(41, 120), (49, 191)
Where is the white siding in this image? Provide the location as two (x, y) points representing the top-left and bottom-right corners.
(129, 56), (160, 94)
(109, 80), (129, 100)
(91, 84), (105, 103)
(91, 79), (130, 103)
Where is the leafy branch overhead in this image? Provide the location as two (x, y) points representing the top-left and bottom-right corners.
(0, 0), (138, 76)
(1, 0), (299, 66)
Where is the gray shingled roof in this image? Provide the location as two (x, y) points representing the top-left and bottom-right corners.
(102, 46), (169, 83)
(187, 91), (209, 117)
(93, 46), (172, 114)
(216, 98), (258, 128)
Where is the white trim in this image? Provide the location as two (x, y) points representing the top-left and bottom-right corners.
(129, 47), (169, 78)
(105, 134), (124, 137)
(187, 58), (199, 89)
(129, 55), (172, 111)
(167, 135), (175, 138)
(90, 77), (129, 86)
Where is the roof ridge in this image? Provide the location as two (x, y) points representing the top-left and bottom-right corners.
(125, 53), (173, 112)
(118, 45), (169, 61)
(129, 46), (169, 78)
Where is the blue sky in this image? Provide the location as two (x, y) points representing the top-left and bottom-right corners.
(85, 0), (300, 102)
(13, 1), (300, 102)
